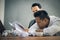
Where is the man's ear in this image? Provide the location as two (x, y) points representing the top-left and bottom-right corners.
(44, 18), (48, 22)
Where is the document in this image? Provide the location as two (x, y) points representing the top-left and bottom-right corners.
(9, 21), (29, 37)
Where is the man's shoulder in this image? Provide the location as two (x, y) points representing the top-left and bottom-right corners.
(49, 16), (57, 18)
(49, 16), (60, 20)
(48, 16), (60, 26)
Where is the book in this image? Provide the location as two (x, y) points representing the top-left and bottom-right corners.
(9, 21), (25, 31)
(9, 21), (29, 37)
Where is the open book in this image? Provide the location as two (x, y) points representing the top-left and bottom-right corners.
(9, 21), (25, 31)
(9, 21), (29, 37)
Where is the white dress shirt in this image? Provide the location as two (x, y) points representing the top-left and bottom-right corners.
(29, 16), (60, 36)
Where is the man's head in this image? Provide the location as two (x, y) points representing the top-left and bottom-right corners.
(34, 10), (50, 29)
(31, 3), (42, 13)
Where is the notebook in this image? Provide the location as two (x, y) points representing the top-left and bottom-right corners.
(9, 21), (25, 31)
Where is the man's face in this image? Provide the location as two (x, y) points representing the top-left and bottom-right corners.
(32, 6), (41, 13)
(35, 17), (48, 29)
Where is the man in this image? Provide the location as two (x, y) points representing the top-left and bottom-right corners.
(12, 10), (60, 37)
(29, 10), (60, 36)
(31, 3), (42, 13)
(29, 3), (43, 28)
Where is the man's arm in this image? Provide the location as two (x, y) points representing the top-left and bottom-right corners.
(43, 20), (60, 36)
(28, 23), (39, 36)
(36, 29), (43, 32)
(29, 23), (39, 32)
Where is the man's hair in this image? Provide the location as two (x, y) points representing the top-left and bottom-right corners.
(34, 10), (50, 28)
(34, 10), (50, 21)
(32, 3), (42, 8)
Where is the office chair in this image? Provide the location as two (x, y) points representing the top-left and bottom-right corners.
(0, 20), (5, 34)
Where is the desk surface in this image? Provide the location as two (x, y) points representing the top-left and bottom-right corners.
(0, 36), (60, 40)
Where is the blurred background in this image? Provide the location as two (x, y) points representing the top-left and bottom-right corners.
(0, 0), (60, 30)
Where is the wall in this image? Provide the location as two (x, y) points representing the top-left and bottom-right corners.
(4, 0), (60, 30)
(0, 0), (5, 24)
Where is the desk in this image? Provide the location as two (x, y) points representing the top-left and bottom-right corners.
(0, 36), (60, 40)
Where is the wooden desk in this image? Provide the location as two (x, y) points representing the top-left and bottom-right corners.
(0, 36), (60, 40)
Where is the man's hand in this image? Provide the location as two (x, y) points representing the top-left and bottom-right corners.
(36, 29), (43, 32)
(24, 29), (29, 32)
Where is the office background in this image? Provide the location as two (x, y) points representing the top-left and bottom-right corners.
(0, 0), (5, 24)
(1, 0), (59, 30)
